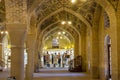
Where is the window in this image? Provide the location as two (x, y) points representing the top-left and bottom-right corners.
(52, 38), (59, 48)
(104, 11), (110, 28)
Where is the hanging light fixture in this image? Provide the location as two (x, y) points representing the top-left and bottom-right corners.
(56, 37), (59, 39)
(60, 36), (62, 39)
(1, 30), (8, 34)
(61, 11), (72, 25)
(1, 31), (3, 34)
(71, 0), (77, 3)
(58, 32), (61, 35)
(5, 31), (8, 34)
(68, 21), (72, 25)
(0, 25), (8, 35)
(61, 21), (66, 25)
(62, 31), (65, 34)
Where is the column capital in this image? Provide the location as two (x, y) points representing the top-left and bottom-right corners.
(6, 23), (27, 31)
(6, 23), (27, 46)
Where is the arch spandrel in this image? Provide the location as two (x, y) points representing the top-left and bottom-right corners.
(34, 0), (98, 28)
(39, 11), (83, 32)
(41, 27), (75, 49)
(42, 24), (78, 41)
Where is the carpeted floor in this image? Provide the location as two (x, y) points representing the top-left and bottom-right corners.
(33, 68), (99, 80)
(0, 70), (10, 80)
(0, 68), (99, 80)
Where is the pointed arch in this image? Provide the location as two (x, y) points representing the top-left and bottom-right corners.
(37, 7), (92, 28)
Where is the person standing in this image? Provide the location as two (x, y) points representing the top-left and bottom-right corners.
(51, 54), (54, 67)
(53, 53), (57, 67)
(57, 53), (61, 67)
(46, 52), (50, 67)
(43, 54), (46, 66)
(62, 53), (66, 67)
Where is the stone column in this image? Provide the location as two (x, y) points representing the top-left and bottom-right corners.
(98, 11), (106, 80)
(38, 39), (44, 68)
(26, 34), (35, 80)
(6, 24), (27, 80)
(0, 38), (2, 61)
(90, 27), (99, 78)
(117, 2), (120, 79)
(34, 39), (39, 72)
(37, 40), (43, 68)
(81, 30), (87, 72)
(74, 36), (79, 58)
(5, 0), (27, 79)
(0, 46), (2, 62)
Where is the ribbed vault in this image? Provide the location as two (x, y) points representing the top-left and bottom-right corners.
(35, 0), (97, 26)
(43, 27), (74, 49)
(40, 11), (82, 32)
(43, 26), (76, 42)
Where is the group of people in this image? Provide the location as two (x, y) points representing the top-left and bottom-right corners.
(43, 52), (69, 68)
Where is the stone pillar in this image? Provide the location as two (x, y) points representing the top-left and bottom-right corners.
(5, 0), (27, 79)
(81, 30), (87, 72)
(74, 36), (79, 58)
(38, 39), (44, 68)
(90, 27), (99, 78)
(98, 11), (106, 80)
(0, 38), (2, 61)
(117, 2), (120, 79)
(33, 37), (40, 73)
(6, 24), (27, 80)
(37, 40), (43, 68)
(0, 45), (2, 62)
(26, 34), (35, 80)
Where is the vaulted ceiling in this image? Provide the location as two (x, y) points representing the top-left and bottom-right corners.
(26, 0), (119, 47)
(32, 0), (97, 45)
(35, 0), (97, 26)
(0, 0), (119, 47)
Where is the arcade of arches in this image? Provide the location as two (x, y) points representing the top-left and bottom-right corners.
(0, 0), (120, 80)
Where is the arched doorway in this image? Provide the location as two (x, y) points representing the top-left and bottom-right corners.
(41, 30), (74, 68)
(2, 33), (11, 70)
(1, 34), (28, 71)
(104, 35), (112, 80)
